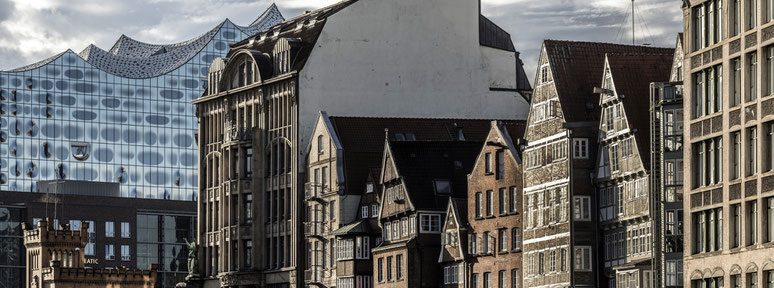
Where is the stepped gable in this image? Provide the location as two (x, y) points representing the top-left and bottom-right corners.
(328, 116), (525, 196)
(387, 141), (482, 210)
(543, 40), (674, 122)
(605, 52), (674, 170)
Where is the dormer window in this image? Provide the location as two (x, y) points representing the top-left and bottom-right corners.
(434, 180), (451, 195)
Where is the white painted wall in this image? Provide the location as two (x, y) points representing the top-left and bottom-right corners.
(297, 0), (529, 144)
(480, 45), (518, 90)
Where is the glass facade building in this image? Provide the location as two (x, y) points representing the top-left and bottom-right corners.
(0, 5), (283, 200)
(137, 213), (196, 287)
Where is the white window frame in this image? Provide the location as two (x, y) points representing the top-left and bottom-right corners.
(120, 222), (130, 238)
(419, 214), (441, 233)
(574, 196), (591, 221)
(371, 204), (379, 218)
(574, 246), (592, 271)
(105, 221), (114, 238)
(573, 138), (589, 159)
(362, 206), (369, 219)
(121, 245), (130, 261)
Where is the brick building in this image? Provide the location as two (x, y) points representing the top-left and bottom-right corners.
(593, 52), (674, 287)
(304, 114), (525, 288)
(462, 121), (525, 288)
(683, 0), (774, 286)
(523, 40), (677, 287)
(372, 140), (480, 287)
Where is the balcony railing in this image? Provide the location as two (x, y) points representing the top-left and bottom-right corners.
(304, 266), (333, 284)
(304, 221), (329, 237)
(304, 182), (328, 200)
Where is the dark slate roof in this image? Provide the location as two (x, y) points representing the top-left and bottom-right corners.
(330, 219), (371, 236)
(388, 141), (482, 210)
(479, 15), (515, 52)
(606, 53), (673, 171)
(327, 117), (526, 195)
(543, 40), (674, 122)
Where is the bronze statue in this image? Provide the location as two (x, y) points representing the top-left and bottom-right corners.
(184, 238), (199, 278)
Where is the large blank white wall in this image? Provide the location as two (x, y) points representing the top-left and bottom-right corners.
(298, 0), (529, 144)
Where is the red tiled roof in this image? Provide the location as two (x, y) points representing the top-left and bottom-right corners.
(543, 40), (674, 122)
(606, 53), (674, 170)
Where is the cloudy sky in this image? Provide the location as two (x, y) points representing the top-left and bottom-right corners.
(0, 0), (683, 81)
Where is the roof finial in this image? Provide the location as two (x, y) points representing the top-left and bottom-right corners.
(384, 128), (389, 141)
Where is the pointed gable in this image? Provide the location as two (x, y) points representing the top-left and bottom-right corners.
(438, 198), (468, 263)
(543, 40), (677, 123)
(604, 53), (673, 170)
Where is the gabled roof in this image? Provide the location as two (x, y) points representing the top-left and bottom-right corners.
(543, 40), (673, 122)
(438, 197), (468, 263)
(605, 52), (673, 169)
(325, 116), (525, 195)
(479, 15), (515, 52)
(387, 141), (481, 210)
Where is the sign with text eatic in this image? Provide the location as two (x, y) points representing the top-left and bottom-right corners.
(84, 258), (99, 265)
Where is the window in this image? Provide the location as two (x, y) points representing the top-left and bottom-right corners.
(245, 148), (253, 177)
(330, 199), (336, 220)
(748, 272), (759, 288)
(371, 204), (378, 218)
(540, 65), (552, 84)
(767, 197), (774, 242)
(337, 238), (354, 260)
(485, 152), (493, 173)
(732, 274), (742, 288)
(362, 206), (368, 219)
(245, 240), (252, 268)
(469, 233), (478, 254)
(734, 57), (742, 106)
(484, 272), (491, 288)
(434, 180), (451, 194)
(105, 221), (114, 237)
(486, 190), (494, 216)
(749, 200), (759, 245)
(387, 256), (393, 281)
(766, 271), (774, 288)
(766, 122), (774, 173)
(512, 228), (520, 250)
(409, 215), (416, 234)
(496, 150), (505, 179)
(750, 127), (759, 176)
(401, 218), (408, 237)
(733, 203), (743, 248)
(355, 236), (370, 259)
(476, 192), (483, 218)
(538, 252), (545, 274)
(120, 222), (130, 238)
(245, 194), (253, 223)
(510, 187), (518, 213)
(750, 52), (759, 101)
(573, 138), (589, 159)
(734, 131), (743, 180)
(666, 260), (684, 286)
(472, 273), (479, 288)
(337, 278), (354, 288)
(366, 183), (374, 193)
(121, 245), (130, 261)
(499, 188), (507, 215)
(574, 246), (591, 271)
(693, 64), (723, 118)
(499, 270), (507, 288)
(611, 144), (620, 173)
(560, 248), (567, 272)
(693, 137), (723, 188)
(420, 214), (440, 233)
(622, 137), (633, 158)
(483, 231), (491, 254)
(574, 196), (591, 221)
(105, 244), (115, 260)
(444, 264), (459, 284)
(549, 250), (556, 272)
(692, 207), (723, 253)
(511, 269), (520, 288)
(318, 135), (324, 153)
(749, 0), (758, 30)
(498, 229), (507, 252)
(396, 254), (403, 280)
(377, 258), (384, 282)
(552, 141), (567, 162)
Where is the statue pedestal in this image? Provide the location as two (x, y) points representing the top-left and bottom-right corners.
(176, 276), (202, 288)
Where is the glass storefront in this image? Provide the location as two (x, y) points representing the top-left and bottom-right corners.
(137, 213), (195, 287)
(0, 207), (23, 288)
